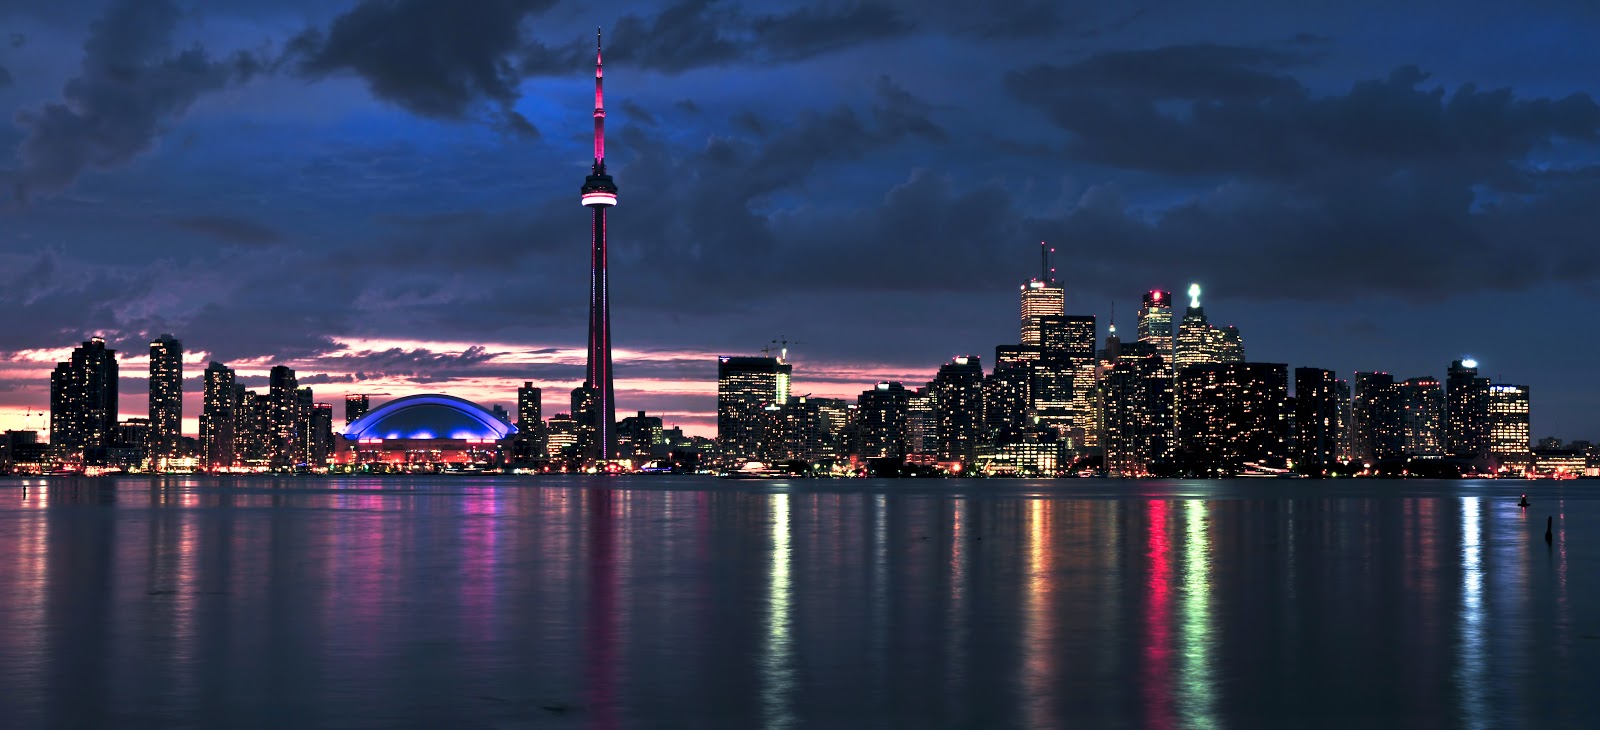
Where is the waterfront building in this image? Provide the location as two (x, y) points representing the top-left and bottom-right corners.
(1487, 384), (1530, 468)
(345, 394), (369, 426)
(339, 394), (517, 467)
(1176, 362), (1290, 475)
(268, 366), (301, 467)
(546, 413), (579, 458)
(986, 348), (1036, 445)
(1353, 372), (1403, 464)
(906, 386), (938, 457)
(618, 410), (663, 460)
(1137, 290), (1174, 359)
(148, 334), (183, 459)
(1398, 376), (1444, 456)
(857, 382), (911, 459)
(1101, 342), (1173, 475)
(717, 355), (792, 464)
(933, 356), (985, 463)
(571, 383), (598, 460)
(201, 361), (237, 469)
(1293, 367), (1343, 472)
(1445, 359), (1491, 459)
(48, 337), (119, 458)
(309, 403), (334, 466)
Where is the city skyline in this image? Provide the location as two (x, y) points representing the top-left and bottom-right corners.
(2, 1), (1600, 440)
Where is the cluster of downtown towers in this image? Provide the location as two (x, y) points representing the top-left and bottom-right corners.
(718, 253), (1537, 476)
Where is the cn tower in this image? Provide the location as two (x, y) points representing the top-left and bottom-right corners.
(581, 28), (619, 460)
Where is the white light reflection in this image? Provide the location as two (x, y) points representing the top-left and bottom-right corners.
(1021, 499), (1054, 728)
(1180, 500), (1217, 729)
(1457, 497), (1487, 729)
(762, 493), (795, 730)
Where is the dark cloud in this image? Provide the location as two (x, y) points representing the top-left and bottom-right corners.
(286, 0), (566, 121)
(320, 346), (499, 383)
(605, 0), (740, 72)
(0, 62), (10, 87)
(170, 214), (282, 246)
(10, 0), (262, 199)
(751, 2), (912, 61)
(620, 99), (657, 127)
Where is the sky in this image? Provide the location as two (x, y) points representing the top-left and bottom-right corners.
(1, 0), (1599, 440)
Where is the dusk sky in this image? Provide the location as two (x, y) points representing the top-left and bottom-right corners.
(2, 0), (1599, 439)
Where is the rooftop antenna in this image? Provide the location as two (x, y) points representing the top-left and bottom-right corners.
(770, 335), (804, 363)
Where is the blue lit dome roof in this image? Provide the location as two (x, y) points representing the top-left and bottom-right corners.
(344, 394), (517, 441)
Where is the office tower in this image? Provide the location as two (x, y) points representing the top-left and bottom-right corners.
(115, 419), (150, 452)
(773, 396), (830, 463)
(296, 388), (315, 463)
(517, 383), (542, 431)
(979, 358), (1030, 445)
(1293, 367), (1343, 472)
(570, 383), (598, 460)
(617, 411), (663, 460)
(1100, 342), (1173, 475)
(1137, 290), (1174, 358)
(1445, 359), (1490, 458)
(48, 337), (119, 455)
(906, 386), (937, 456)
(580, 31), (621, 461)
(1352, 372), (1403, 464)
(1039, 314), (1096, 444)
(268, 366), (300, 467)
(1019, 242), (1064, 346)
(345, 394), (369, 426)
(933, 356), (985, 463)
(717, 355), (792, 464)
(1175, 284), (1212, 372)
(200, 361), (237, 469)
(1487, 384), (1530, 465)
(546, 413), (579, 457)
(148, 334), (182, 458)
(1176, 362), (1290, 475)
(309, 403), (334, 466)
(1214, 325), (1244, 363)
(1334, 378), (1353, 462)
(857, 382), (911, 458)
(1398, 376), (1443, 456)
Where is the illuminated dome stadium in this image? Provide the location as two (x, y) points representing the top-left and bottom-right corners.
(345, 394), (517, 441)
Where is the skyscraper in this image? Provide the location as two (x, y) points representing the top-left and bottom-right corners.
(1353, 372), (1403, 464)
(1445, 359), (1490, 459)
(1039, 314), (1096, 444)
(148, 334), (183, 458)
(1487, 384), (1530, 467)
(933, 356), (984, 463)
(1019, 242), (1064, 346)
(201, 361), (237, 469)
(1101, 342), (1174, 474)
(517, 383), (542, 430)
(268, 366), (300, 468)
(1293, 367), (1343, 473)
(717, 356), (792, 464)
(309, 403), (334, 466)
(1398, 376), (1443, 456)
(857, 382), (911, 458)
(345, 394), (369, 426)
(1138, 290), (1174, 359)
(580, 29), (620, 462)
(49, 337), (119, 455)
(1176, 362), (1290, 475)
(1174, 284), (1211, 372)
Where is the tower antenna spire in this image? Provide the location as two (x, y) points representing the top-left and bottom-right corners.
(593, 26), (605, 170)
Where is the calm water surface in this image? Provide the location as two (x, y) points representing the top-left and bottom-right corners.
(0, 476), (1595, 729)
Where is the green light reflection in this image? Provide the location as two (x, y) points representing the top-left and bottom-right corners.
(762, 494), (795, 730)
(1180, 500), (1218, 730)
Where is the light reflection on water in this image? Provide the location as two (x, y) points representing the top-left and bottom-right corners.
(0, 476), (1595, 729)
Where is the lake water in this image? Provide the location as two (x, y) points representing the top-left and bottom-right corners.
(0, 476), (1594, 729)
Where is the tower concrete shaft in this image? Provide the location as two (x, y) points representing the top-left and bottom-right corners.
(580, 28), (619, 460)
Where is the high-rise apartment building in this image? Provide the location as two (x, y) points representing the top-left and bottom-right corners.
(1398, 377), (1443, 456)
(933, 356), (985, 463)
(148, 334), (183, 458)
(1445, 359), (1491, 459)
(345, 394), (369, 426)
(49, 337), (119, 456)
(1176, 362), (1290, 475)
(1487, 384), (1530, 465)
(1353, 372), (1403, 464)
(717, 356), (792, 464)
(1293, 367), (1343, 472)
(309, 403), (334, 466)
(857, 382), (911, 459)
(201, 361), (237, 469)
(268, 366), (301, 467)
(906, 386), (938, 456)
(1101, 342), (1174, 474)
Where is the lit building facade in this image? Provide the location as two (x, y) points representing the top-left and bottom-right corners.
(1176, 362), (1290, 475)
(345, 394), (370, 426)
(201, 361), (237, 469)
(340, 394), (516, 467)
(49, 337), (119, 457)
(1138, 290), (1174, 359)
(1101, 342), (1173, 475)
(1445, 359), (1490, 459)
(857, 382), (911, 458)
(1353, 372), (1403, 464)
(1487, 384), (1530, 467)
(1398, 376), (1443, 456)
(1293, 367), (1343, 472)
(148, 334), (183, 458)
(933, 356), (985, 463)
(717, 355), (792, 464)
